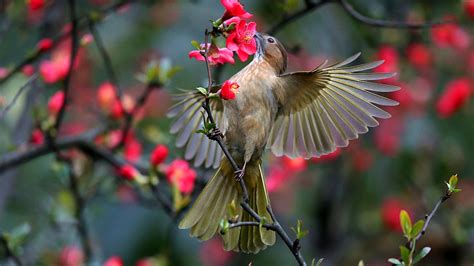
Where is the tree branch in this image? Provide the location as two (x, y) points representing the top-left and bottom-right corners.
(0, 74), (38, 119)
(52, 0), (79, 135)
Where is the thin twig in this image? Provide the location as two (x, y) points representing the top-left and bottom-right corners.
(413, 192), (451, 244)
(52, 0), (79, 135)
(88, 21), (122, 99)
(338, 0), (451, 29)
(65, 160), (93, 262)
(0, 235), (22, 266)
(0, 74), (38, 119)
(112, 83), (159, 151)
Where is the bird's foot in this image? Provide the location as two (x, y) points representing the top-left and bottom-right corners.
(206, 128), (223, 141)
(234, 169), (245, 182)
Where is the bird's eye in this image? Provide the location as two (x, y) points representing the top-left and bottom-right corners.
(267, 37), (275, 43)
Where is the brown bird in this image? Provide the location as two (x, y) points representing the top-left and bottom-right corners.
(168, 33), (399, 253)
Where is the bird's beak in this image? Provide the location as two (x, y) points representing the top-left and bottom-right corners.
(254, 32), (265, 57)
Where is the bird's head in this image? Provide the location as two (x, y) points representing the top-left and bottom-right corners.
(254, 32), (287, 74)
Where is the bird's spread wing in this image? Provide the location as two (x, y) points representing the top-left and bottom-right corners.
(167, 89), (227, 168)
(268, 53), (399, 159)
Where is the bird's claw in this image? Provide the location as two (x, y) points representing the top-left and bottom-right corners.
(234, 169), (245, 182)
(206, 128), (223, 141)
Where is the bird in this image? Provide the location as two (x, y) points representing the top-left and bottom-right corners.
(167, 32), (399, 253)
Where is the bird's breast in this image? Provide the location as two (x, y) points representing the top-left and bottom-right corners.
(223, 65), (279, 161)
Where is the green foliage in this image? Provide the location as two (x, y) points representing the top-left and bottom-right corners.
(1, 223), (31, 255)
(291, 219), (309, 240)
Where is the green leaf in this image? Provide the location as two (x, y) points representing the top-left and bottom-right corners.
(291, 220), (309, 240)
(400, 210), (412, 239)
(413, 247), (431, 264)
(411, 220), (425, 238)
(388, 258), (402, 265)
(196, 87), (208, 95)
(311, 258), (324, 266)
(400, 245), (410, 264)
(4, 223), (31, 251)
(449, 174), (458, 188)
(219, 219), (230, 235)
(191, 40), (201, 50)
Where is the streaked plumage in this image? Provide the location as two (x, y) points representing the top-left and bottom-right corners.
(169, 33), (399, 253)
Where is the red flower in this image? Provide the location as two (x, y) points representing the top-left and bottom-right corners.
(27, 0), (45, 11)
(436, 78), (472, 118)
(111, 100), (124, 119)
(199, 237), (233, 266)
(0, 67), (8, 79)
(381, 198), (411, 232)
(117, 165), (139, 181)
(30, 128), (44, 145)
(351, 148), (373, 173)
(22, 64), (35, 76)
(266, 166), (289, 193)
(39, 51), (72, 83)
(406, 43), (432, 70)
(226, 20), (257, 62)
(374, 45), (399, 83)
(165, 159), (196, 194)
(58, 246), (84, 266)
(465, 0), (474, 19)
(282, 156), (307, 172)
(220, 80), (239, 100)
(124, 139), (142, 163)
(97, 82), (117, 111)
(150, 144), (169, 167)
(104, 256), (123, 266)
(431, 22), (471, 50)
(37, 38), (53, 52)
(189, 43), (235, 65)
(48, 91), (65, 116)
(221, 0), (252, 20)
(312, 148), (341, 163)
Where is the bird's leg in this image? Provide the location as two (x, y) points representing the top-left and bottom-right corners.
(234, 161), (247, 182)
(206, 127), (224, 141)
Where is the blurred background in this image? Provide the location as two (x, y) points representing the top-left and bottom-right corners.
(0, 0), (473, 265)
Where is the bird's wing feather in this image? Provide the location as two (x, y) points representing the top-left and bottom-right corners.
(268, 53), (399, 158)
(167, 89), (227, 168)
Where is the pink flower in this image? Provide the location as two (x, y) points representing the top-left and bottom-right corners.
(165, 159), (197, 194)
(39, 51), (71, 83)
(221, 0), (252, 20)
(465, 0), (474, 19)
(104, 256), (123, 266)
(381, 198), (411, 232)
(97, 82), (117, 111)
(117, 165), (139, 181)
(150, 144), (169, 167)
(220, 80), (239, 100)
(27, 0), (45, 11)
(189, 44), (235, 65)
(37, 38), (53, 52)
(58, 246), (84, 266)
(30, 128), (44, 145)
(431, 22), (471, 50)
(436, 78), (472, 118)
(48, 91), (65, 115)
(124, 139), (142, 163)
(311, 148), (341, 163)
(199, 237), (233, 266)
(226, 20), (257, 62)
(22, 64), (35, 76)
(0, 67), (8, 79)
(406, 43), (432, 70)
(266, 166), (289, 193)
(374, 45), (399, 83)
(282, 156), (307, 172)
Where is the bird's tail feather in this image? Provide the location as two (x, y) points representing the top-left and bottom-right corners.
(178, 159), (276, 253)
